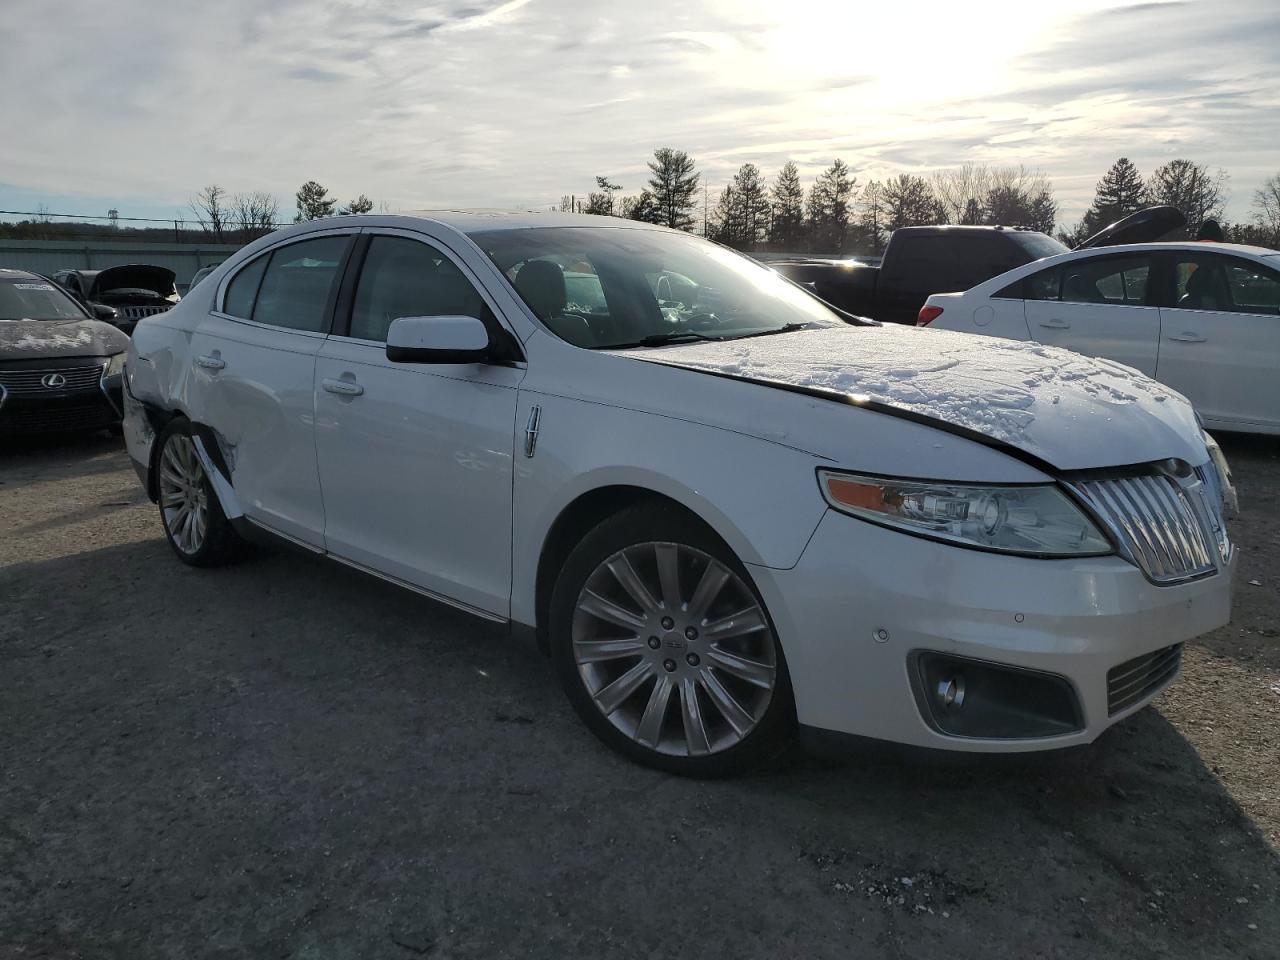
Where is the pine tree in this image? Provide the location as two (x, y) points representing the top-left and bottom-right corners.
(294, 181), (336, 222)
(1146, 159), (1227, 238)
(768, 161), (805, 250)
(647, 148), (700, 231)
(881, 174), (939, 230)
(1078, 158), (1146, 236)
(805, 159), (857, 252)
(341, 194), (374, 215)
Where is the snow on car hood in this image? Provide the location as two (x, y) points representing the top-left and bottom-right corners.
(0, 318), (129, 359)
(629, 324), (1206, 471)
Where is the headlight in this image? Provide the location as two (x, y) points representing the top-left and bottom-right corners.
(818, 469), (1112, 556)
(105, 353), (126, 376)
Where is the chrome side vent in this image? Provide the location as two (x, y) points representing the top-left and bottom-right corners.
(1107, 644), (1182, 715)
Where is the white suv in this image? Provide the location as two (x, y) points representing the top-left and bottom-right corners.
(122, 212), (1235, 776)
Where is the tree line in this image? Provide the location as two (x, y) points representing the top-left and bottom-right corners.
(559, 149), (1280, 254)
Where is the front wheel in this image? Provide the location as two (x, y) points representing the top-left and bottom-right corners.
(550, 503), (794, 777)
(155, 420), (245, 567)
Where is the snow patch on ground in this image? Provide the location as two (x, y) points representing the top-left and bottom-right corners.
(637, 325), (1178, 447)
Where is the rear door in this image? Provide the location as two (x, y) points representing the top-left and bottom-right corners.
(1022, 252), (1160, 375)
(1156, 251), (1280, 430)
(189, 231), (353, 547)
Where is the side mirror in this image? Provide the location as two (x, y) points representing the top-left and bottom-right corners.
(386, 315), (491, 364)
(92, 303), (118, 320)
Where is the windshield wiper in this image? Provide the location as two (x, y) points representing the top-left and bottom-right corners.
(607, 331), (726, 349)
(726, 322), (810, 340)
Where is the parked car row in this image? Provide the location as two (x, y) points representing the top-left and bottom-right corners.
(120, 212), (1235, 776)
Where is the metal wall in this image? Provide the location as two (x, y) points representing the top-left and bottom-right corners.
(0, 239), (244, 288)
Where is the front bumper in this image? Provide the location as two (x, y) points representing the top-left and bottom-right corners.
(750, 509), (1234, 752)
(0, 361), (122, 435)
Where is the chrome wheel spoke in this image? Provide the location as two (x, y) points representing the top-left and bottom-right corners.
(654, 542), (682, 611)
(699, 669), (754, 737)
(635, 675), (674, 747)
(607, 554), (659, 615)
(679, 677), (711, 755)
(161, 490), (184, 508)
(593, 660), (654, 715)
(687, 561), (730, 623)
(574, 636), (645, 664)
(579, 588), (648, 631)
(703, 606), (767, 640)
(706, 646), (775, 689)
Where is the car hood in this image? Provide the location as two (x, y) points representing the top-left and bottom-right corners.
(1075, 205), (1186, 249)
(627, 325), (1206, 471)
(90, 264), (177, 297)
(0, 318), (128, 359)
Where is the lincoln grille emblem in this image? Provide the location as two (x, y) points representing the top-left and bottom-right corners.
(40, 373), (67, 389)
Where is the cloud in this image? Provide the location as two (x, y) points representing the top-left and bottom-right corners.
(0, 0), (1276, 230)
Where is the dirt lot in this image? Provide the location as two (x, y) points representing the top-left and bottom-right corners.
(1, 433), (1277, 959)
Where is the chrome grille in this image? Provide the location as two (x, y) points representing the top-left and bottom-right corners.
(1071, 471), (1222, 584)
(0, 363), (106, 396)
(1107, 644), (1182, 715)
(119, 305), (172, 319)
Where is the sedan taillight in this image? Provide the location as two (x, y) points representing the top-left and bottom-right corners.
(917, 305), (943, 327)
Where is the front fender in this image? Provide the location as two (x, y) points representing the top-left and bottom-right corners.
(509, 391), (829, 627)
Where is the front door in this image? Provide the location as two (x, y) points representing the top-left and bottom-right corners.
(1156, 251), (1280, 431)
(313, 231), (524, 617)
(1022, 252), (1160, 375)
(188, 232), (352, 547)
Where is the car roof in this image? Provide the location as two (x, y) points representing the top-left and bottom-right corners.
(952, 241), (1280, 298)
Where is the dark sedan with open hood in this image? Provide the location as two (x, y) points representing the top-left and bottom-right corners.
(53, 264), (180, 335)
(0, 269), (129, 435)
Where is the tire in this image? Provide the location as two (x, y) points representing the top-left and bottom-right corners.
(550, 502), (795, 777)
(154, 419), (245, 567)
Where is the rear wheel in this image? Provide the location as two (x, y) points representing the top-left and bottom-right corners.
(155, 420), (245, 567)
(550, 503), (794, 777)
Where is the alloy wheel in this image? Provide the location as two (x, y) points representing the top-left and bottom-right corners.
(571, 541), (777, 757)
(158, 433), (210, 556)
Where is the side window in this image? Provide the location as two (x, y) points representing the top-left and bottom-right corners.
(349, 236), (492, 343)
(251, 236), (349, 332)
(1024, 266), (1062, 301)
(1225, 261), (1280, 314)
(1176, 255), (1280, 315)
(1060, 255), (1150, 306)
(222, 254), (268, 319)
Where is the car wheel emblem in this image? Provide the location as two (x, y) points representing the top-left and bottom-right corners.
(41, 373), (67, 389)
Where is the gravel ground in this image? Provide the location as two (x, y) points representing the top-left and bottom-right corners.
(1, 432), (1277, 959)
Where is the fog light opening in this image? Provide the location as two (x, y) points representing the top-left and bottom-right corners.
(937, 674), (966, 711)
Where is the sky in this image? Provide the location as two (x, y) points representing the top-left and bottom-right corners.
(2, 0), (1277, 232)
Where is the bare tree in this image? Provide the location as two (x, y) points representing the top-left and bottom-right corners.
(190, 184), (229, 240)
(1252, 172), (1280, 247)
(231, 191), (280, 242)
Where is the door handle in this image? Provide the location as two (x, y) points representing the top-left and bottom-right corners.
(195, 355), (225, 371)
(321, 377), (364, 397)
(1167, 332), (1206, 343)
(1038, 319), (1070, 329)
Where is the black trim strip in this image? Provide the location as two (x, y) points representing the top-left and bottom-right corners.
(634, 356), (1062, 475)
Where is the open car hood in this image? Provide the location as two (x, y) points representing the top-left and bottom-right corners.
(91, 264), (177, 297)
(627, 325), (1207, 472)
(1074, 206), (1186, 249)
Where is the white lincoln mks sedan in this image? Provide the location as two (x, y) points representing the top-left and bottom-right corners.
(123, 212), (1236, 777)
